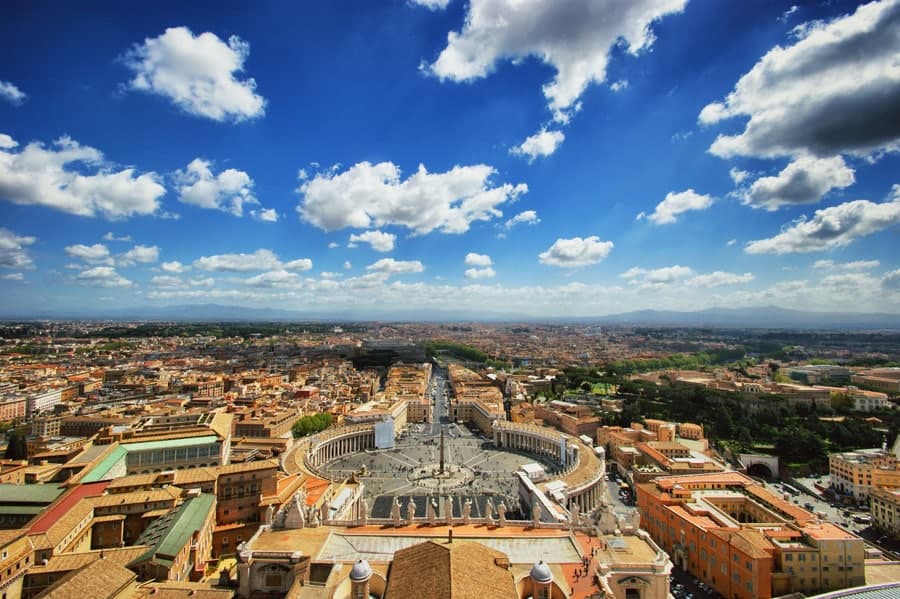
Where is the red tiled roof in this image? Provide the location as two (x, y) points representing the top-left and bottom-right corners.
(29, 481), (109, 534)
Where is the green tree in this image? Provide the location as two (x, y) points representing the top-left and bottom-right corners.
(4, 426), (27, 460)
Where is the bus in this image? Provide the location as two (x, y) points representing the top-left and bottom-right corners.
(782, 484), (800, 497)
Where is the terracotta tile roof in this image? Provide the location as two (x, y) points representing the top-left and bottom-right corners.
(384, 540), (517, 599)
(133, 581), (234, 598)
(26, 546), (150, 574)
(35, 559), (136, 598)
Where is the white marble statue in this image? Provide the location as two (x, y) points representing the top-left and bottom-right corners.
(427, 498), (437, 525)
(630, 509), (641, 530)
(406, 497), (416, 526)
(532, 500), (542, 527)
(391, 497), (402, 527)
(462, 498), (472, 524)
(497, 501), (506, 526)
(484, 498), (494, 522)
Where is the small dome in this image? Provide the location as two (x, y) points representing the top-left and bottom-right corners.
(530, 560), (553, 584)
(350, 559), (372, 582)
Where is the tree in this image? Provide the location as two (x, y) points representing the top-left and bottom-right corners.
(4, 427), (27, 460)
(292, 413), (334, 438)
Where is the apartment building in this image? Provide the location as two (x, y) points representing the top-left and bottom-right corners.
(829, 448), (900, 502)
(637, 472), (865, 598)
(870, 487), (900, 537)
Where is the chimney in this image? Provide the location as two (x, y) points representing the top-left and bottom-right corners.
(448, 529), (453, 543)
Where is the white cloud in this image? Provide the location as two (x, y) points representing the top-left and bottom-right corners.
(122, 26), (265, 122)
(621, 265), (695, 286)
(812, 259), (880, 270)
(746, 187), (900, 254)
(298, 161), (527, 235)
(0, 81), (27, 105)
(644, 189), (714, 225)
(320, 272), (343, 279)
(538, 236), (613, 268)
(620, 266), (753, 290)
(727, 239), (737, 246)
(0, 134), (165, 219)
(283, 258), (313, 271)
(366, 258), (425, 275)
(700, 1), (900, 158)
(151, 275), (185, 288)
(103, 232), (132, 242)
(193, 249), (282, 272)
(65, 243), (114, 265)
(160, 260), (189, 273)
(510, 128), (565, 162)
(779, 5), (799, 23)
(464, 252), (492, 267)
(176, 158), (274, 219)
(410, 0), (451, 9)
(464, 267), (496, 279)
(610, 80), (629, 92)
(0, 229), (36, 270)
(343, 261), (352, 270)
(349, 230), (396, 252)
(118, 244), (160, 266)
(689, 271), (755, 288)
(504, 210), (540, 231)
(0, 134), (16, 150)
(739, 155), (854, 211)
(328, 242), (340, 249)
(192, 249), (312, 273)
(1, 273), (24, 281)
(244, 270), (301, 288)
(883, 269), (900, 292)
(251, 208), (278, 222)
(427, 0), (687, 123)
(729, 168), (750, 185)
(75, 266), (132, 288)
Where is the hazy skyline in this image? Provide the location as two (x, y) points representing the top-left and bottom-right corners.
(1, 0), (899, 318)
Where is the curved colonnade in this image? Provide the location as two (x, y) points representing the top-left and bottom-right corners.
(283, 419), (606, 517)
(493, 421), (606, 515)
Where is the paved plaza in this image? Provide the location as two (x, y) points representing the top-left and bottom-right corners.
(321, 421), (559, 518)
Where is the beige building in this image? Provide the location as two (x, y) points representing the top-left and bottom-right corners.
(829, 448), (900, 502)
(870, 487), (900, 537)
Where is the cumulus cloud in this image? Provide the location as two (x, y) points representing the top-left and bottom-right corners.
(251, 208), (278, 222)
(0, 134), (165, 219)
(283, 258), (313, 271)
(65, 243), (114, 265)
(746, 187), (900, 254)
(813, 259), (880, 270)
(426, 0), (687, 123)
(504, 210), (540, 231)
(689, 271), (755, 287)
(538, 236), (613, 268)
(1, 272), (24, 281)
(0, 229), (36, 269)
(699, 1), (900, 159)
(160, 260), (189, 273)
(464, 252), (492, 267)
(0, 81), (26, 105)
(75, 266), (132, 287)
(365, 258), (425, 275)
(297, 161), (526, 234)
(176, 158), (275, 219)
(883, 269), (900, 292)
(122, 26), (266, 122)
(740, 155), (855, 211)
(349, 230), (396, 252)
(727, 239), (737, 246)
(620, 266), (753, 289)
(118, 244), (160, 266)
(729, 168), (750, 185)
(152, 275), (213, 288)
(193, 249), (311, 272)
(464, 267), (496, 279)
(410, 0), (451, 8)
(510, 128), (565, 162)
(621, 265), (695, 286)
(244, 270), (301, 288)
(103, 232), (132, 242)
(642, 189), (714, 225)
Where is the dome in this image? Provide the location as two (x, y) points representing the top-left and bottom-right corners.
(350, 559), (372, 582)
(530, 560), (553, 584)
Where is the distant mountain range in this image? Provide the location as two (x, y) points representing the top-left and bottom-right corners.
(3, 303), (900, 330)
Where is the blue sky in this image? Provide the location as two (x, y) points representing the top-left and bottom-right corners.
(1, 0), (898, 318)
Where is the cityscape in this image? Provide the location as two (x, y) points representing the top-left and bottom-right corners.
(2, 1), (900, 599)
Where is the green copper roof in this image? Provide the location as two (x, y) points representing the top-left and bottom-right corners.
(80, 445), (128, 483)
(0, 483), (64, 505)
(132, 493), (215, 567)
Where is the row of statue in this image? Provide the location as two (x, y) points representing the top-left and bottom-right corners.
(388, 495), (509, 527)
